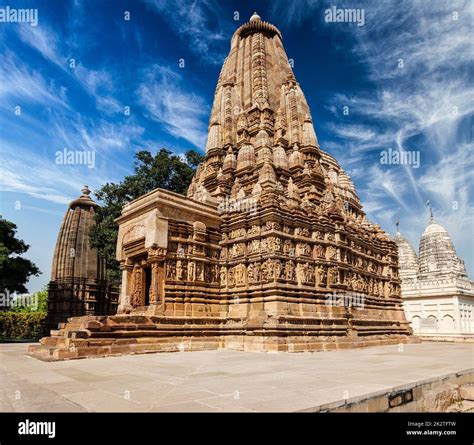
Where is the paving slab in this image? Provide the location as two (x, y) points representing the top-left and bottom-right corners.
(0, 342), (472, 412)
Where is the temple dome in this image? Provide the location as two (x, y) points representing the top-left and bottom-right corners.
(51, 186), (103, 282)
(233, 13), (282, 41)
(394, 232), (418, 280)
(273, 144), (289, 170)
(255, 129), (271, 147)
(69, 185), (99, 210)
(418, 219), (468, 277)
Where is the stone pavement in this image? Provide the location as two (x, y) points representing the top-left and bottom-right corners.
(0, 342), (472, 412)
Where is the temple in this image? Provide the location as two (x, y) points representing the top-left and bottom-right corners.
(395, 216), (474, 340)
(42, 186), (118, 334)
(30, 13), (413, 361)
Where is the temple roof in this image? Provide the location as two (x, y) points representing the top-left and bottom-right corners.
(233, 12), (282, 41)
(418, 218), (468, 278)
(393, 232), (418, 280)
(69, 185), (99, 210)
(395, 217), (469, 282)
(188, 13), (364, 217)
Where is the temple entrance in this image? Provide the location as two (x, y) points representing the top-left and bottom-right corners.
(144, 266), (151, 306)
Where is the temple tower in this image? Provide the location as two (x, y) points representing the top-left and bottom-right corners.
(31, 14), (413, 361)
(188, 12), (361, 215)
(44, 186), (118, 333)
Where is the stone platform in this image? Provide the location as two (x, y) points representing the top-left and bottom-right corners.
(28, 313), (416, 361)
(2, 342), (472, 412)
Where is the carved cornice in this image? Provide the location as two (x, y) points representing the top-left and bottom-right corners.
(234, 19), (282, 41)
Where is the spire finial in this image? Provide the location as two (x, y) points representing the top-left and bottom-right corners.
(426, 200), (434, 221)
(396, 214), (400, 234)
(82, 185), (91, 196)
(250, 12), (261, 22)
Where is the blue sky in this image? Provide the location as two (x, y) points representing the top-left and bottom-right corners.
(0, 0), (473, 292)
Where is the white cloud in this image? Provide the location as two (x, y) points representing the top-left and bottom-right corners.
(0, 51), (69, 108)
(0, 147), (79, 205)
(17, 24), (123, 114)
(0, 137), (133, 206)
(17, 25), (63, 67)
(142, 0), (228, 64)
(138, 65), (208, 148)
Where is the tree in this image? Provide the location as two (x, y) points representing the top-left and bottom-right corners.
(0, 217), (41, 295)
(90, 148), (204, 285)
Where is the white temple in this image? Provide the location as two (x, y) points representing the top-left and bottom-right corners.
(394, 217), (474, 341)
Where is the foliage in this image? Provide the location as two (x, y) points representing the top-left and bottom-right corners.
(35, 289), (48, 313)
(0, 311), (46, 341)
(89, 149), (204, 285)
(0, 216), (41, 294)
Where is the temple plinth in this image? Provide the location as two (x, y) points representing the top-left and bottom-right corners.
(30, 14), (414, 361)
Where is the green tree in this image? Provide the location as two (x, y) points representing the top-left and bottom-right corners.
(90, 148), (204, 285)
(0, 217), (41, 295)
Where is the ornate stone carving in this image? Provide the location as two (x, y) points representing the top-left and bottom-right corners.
(131, 265), (143, 307)
(35, 14), (413, 362)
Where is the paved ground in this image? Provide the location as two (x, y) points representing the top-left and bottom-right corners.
(0, 342), (472, 412)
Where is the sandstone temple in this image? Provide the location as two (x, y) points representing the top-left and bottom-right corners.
(43, 186), (118, 334)
(395, 215), (474, 341)
(30, 13), (413, 361)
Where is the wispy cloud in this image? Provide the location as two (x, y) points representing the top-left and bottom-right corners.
(17, 24), (123, 114)
(0, 51), (69, 109)
(138, 65), (208, 148)
(270, 0), (321, 26)
(1, 142), (82, 205)
(142, 0), (228, 64)
(17, 25), (63, 67)
(0, 18), (149, 206)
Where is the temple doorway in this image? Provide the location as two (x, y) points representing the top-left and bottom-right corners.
(144, 266), (151, 306)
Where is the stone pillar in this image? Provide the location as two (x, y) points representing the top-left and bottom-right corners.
(147, 248), (167, 307)
(130, 263), (144, 308)
(118, 262), (133, 313)
(149, 262), (160, 305)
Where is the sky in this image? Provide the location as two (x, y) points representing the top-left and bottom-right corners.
(0, 0), (473, 292)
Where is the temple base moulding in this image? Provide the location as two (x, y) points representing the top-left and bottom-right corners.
(28, 312), (419, 361)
